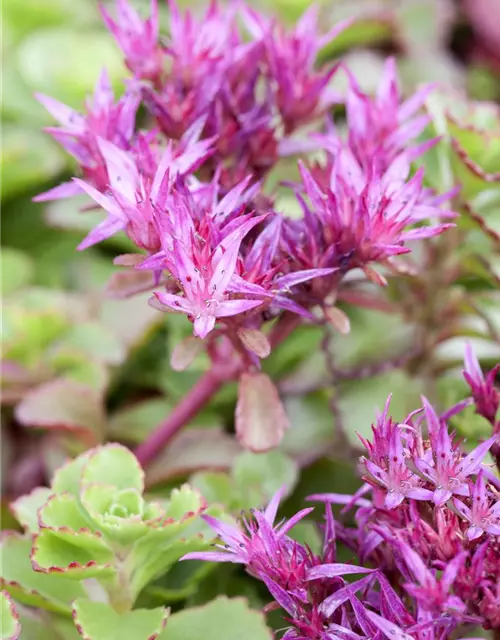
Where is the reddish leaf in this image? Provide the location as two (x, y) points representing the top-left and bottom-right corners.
(14, 379), (105, 443)
(238, 328), (271, 359)
(324, 306), (351, 335)
(170, 337), (204, 372)
(236, 373), (290, 452)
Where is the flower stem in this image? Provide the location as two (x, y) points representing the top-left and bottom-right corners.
(135, 369), (225, 466)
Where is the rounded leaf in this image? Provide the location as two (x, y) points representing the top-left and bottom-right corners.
(81, 444), (144, 493)
(73, 599), (168, 640)
(236, 373), (290, 452)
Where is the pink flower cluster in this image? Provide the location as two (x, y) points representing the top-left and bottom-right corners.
(184, 349), (499, 638)
(36, 0), (455, 349)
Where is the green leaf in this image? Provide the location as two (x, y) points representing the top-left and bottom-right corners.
(319, 18), (393, 59)
(38, 493), (93, 531)
(72, 599), (168, 640)
(1, 591), (20, 640)
(54, 322), (126, 366)
(0, 248), (33, 296)
(14, 379), (105, 442)
(282, 393), (335, 462)
(338, 371), (424, 445)
(32, 528), (114, 580)
(17, 609), (82, 640)
(159, 596), (272, 640)
(10, 487), (52, 533)
(51, 450), (93, 496)
(1, 127), (64, 200)
(107, 399), (173, 445)
(146, 428), (240, 487)
(0, 534), (85, 614)
(81, 444), (144, 493)
(18, 29), (124, 108)
(189, 472), (236, 509)
(232, 451), (298, 510)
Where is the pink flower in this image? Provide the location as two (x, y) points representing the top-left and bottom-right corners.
(34, 70), (140, 201)
(74, 126), (213, 251)
(241, 4), (351, 133)
(100, 0), (163, 83)
(153, 214), (270, 338)
(284, 149), (454, 285)
(345, 57), (436, 172)
(413, 399), (497, 505)
(453, 471), (500, 540)
(463, 343), (500, 425)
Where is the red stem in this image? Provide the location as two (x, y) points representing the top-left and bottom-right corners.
(135, 369), (225, 466)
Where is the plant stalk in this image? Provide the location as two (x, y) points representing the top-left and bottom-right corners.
(135, 369), (226, 466)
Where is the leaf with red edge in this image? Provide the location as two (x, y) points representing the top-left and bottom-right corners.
(237, 328), (271, 358)
(31, 528), (115, 580)
(236, 373), (290, 452)
(72, 599), (169, 640)
(0, 533), (85, 615)
(170, 337), (204, 371)
(14, 379), (105, 443)
(10, 487), (52, 533)
(1, 591), (20, 640)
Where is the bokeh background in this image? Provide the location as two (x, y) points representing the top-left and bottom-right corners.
(2, 0), (500, 498)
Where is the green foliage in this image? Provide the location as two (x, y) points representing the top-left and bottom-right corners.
(0, 591), (21, 640)
(158, 597), (272, 640)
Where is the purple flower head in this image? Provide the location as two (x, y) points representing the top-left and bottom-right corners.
(100, 0), (163, 83)
(345, 57), (436, 172)
(358, 398), (433, 509)
(413, 398), (497, 505)
(152, 213), (272, 339)
(242, 5), (351, 133)
(453, 471), (500, 540)
(463, 344), (500, 425)
(143, 0), (243, 140)
(74, 129), (212, 252)
(283, 148), (454, 289)
(397, 542), (468, 619)
(181, 487), (313, 580)
(34, 70), (140, 202)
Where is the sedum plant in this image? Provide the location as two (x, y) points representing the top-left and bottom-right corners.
(2, 0), (500, 638)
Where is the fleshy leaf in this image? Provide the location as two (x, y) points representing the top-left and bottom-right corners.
(55, 322), (126, 366)
(0, 534), (85, 614)
(324, 306), (351, 335)
(235, 372), (290, 452)
(10, 487), (52, 533)
(31, 528), (114, 580)
(81, 444), (144, 493)
(146, 428), (241, 487)
(1, 591), (21, 640)
(14, 379), (105, 442)
(1, 248), (33, 296)
(38, 493), (92, 531)
(232, 451), (298, 510)
(158, 596), (272, 640)
(51, 451), (93, 496)
(170, 337), (204, 371)
(72, 599), (168, 640)
(237, 328), (271, 359)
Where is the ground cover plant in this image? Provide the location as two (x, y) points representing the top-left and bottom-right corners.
(1, 0), (500, 638)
